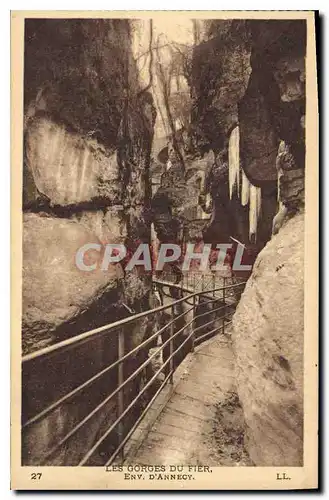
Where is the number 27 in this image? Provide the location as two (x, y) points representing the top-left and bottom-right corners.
(30, 473), (42, 480)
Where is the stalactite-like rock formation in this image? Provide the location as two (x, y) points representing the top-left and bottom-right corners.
(189, 19), (305, 247)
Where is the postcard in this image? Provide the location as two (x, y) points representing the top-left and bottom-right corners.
(11, 10), (318, 490)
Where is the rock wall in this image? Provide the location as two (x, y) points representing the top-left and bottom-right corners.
(23, 19), (156, 352)
(22, 19), (156, 465)
(189, 20), (306, 465)
(189, 19), (306, 252)
(232, 213), (304, 465)
(152, 148), (213, 249)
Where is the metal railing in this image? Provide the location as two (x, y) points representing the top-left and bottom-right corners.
(22, 277), (246, 467)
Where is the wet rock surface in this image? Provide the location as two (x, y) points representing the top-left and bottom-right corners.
(24, 116), (121, 208)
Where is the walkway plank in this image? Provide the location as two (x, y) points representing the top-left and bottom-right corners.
(124, 331), (235, 466)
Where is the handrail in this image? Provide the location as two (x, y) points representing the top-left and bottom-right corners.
(80, 314), (234, 467)
(38, 316), (194, 465)
(22, 280), (245, 363)
(22, 277), (246, 466)
(22, 306), (194, 430)
(105, 321), (235, 466)
(78, 324), (196, 466)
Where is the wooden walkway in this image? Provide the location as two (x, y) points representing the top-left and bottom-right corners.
(124, 330), (235, 466)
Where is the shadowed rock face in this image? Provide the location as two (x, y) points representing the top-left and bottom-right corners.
(190, 20), (252, 154)
(239, 20), (306, 187)
(152, 155), (211, 246)
(238, 70), (280, 184)
(24, 19), (132, 150)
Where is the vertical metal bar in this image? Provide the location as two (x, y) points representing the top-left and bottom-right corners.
(169, 305), (174, 383)
(223, 278), (226, 336)
(201, 273), (204, 292)
(191, 294), (196, 353)
(212, 273), (215, 297)
(117, 328), (125, 462)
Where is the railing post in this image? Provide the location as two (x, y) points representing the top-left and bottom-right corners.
(223, 277), (226, 336)
(117, 328), (125, 462)
(191, 294), (196, 353)
(212, 273), (215, 297)
(169, 305), (174, 384)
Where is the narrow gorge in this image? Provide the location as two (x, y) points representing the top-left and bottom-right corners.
(21, 17), (306, 468)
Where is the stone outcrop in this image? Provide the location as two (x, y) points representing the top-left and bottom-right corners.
(22, 212), (122, 354)
(152, 150), (213, 247)
(272, 141), (305, 235)
(24, 117), (121, 208)
(190, 20), (252, 154)
(232, 213), (304, 465)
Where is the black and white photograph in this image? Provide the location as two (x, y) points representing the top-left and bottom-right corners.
(10, 10), (318, 490)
